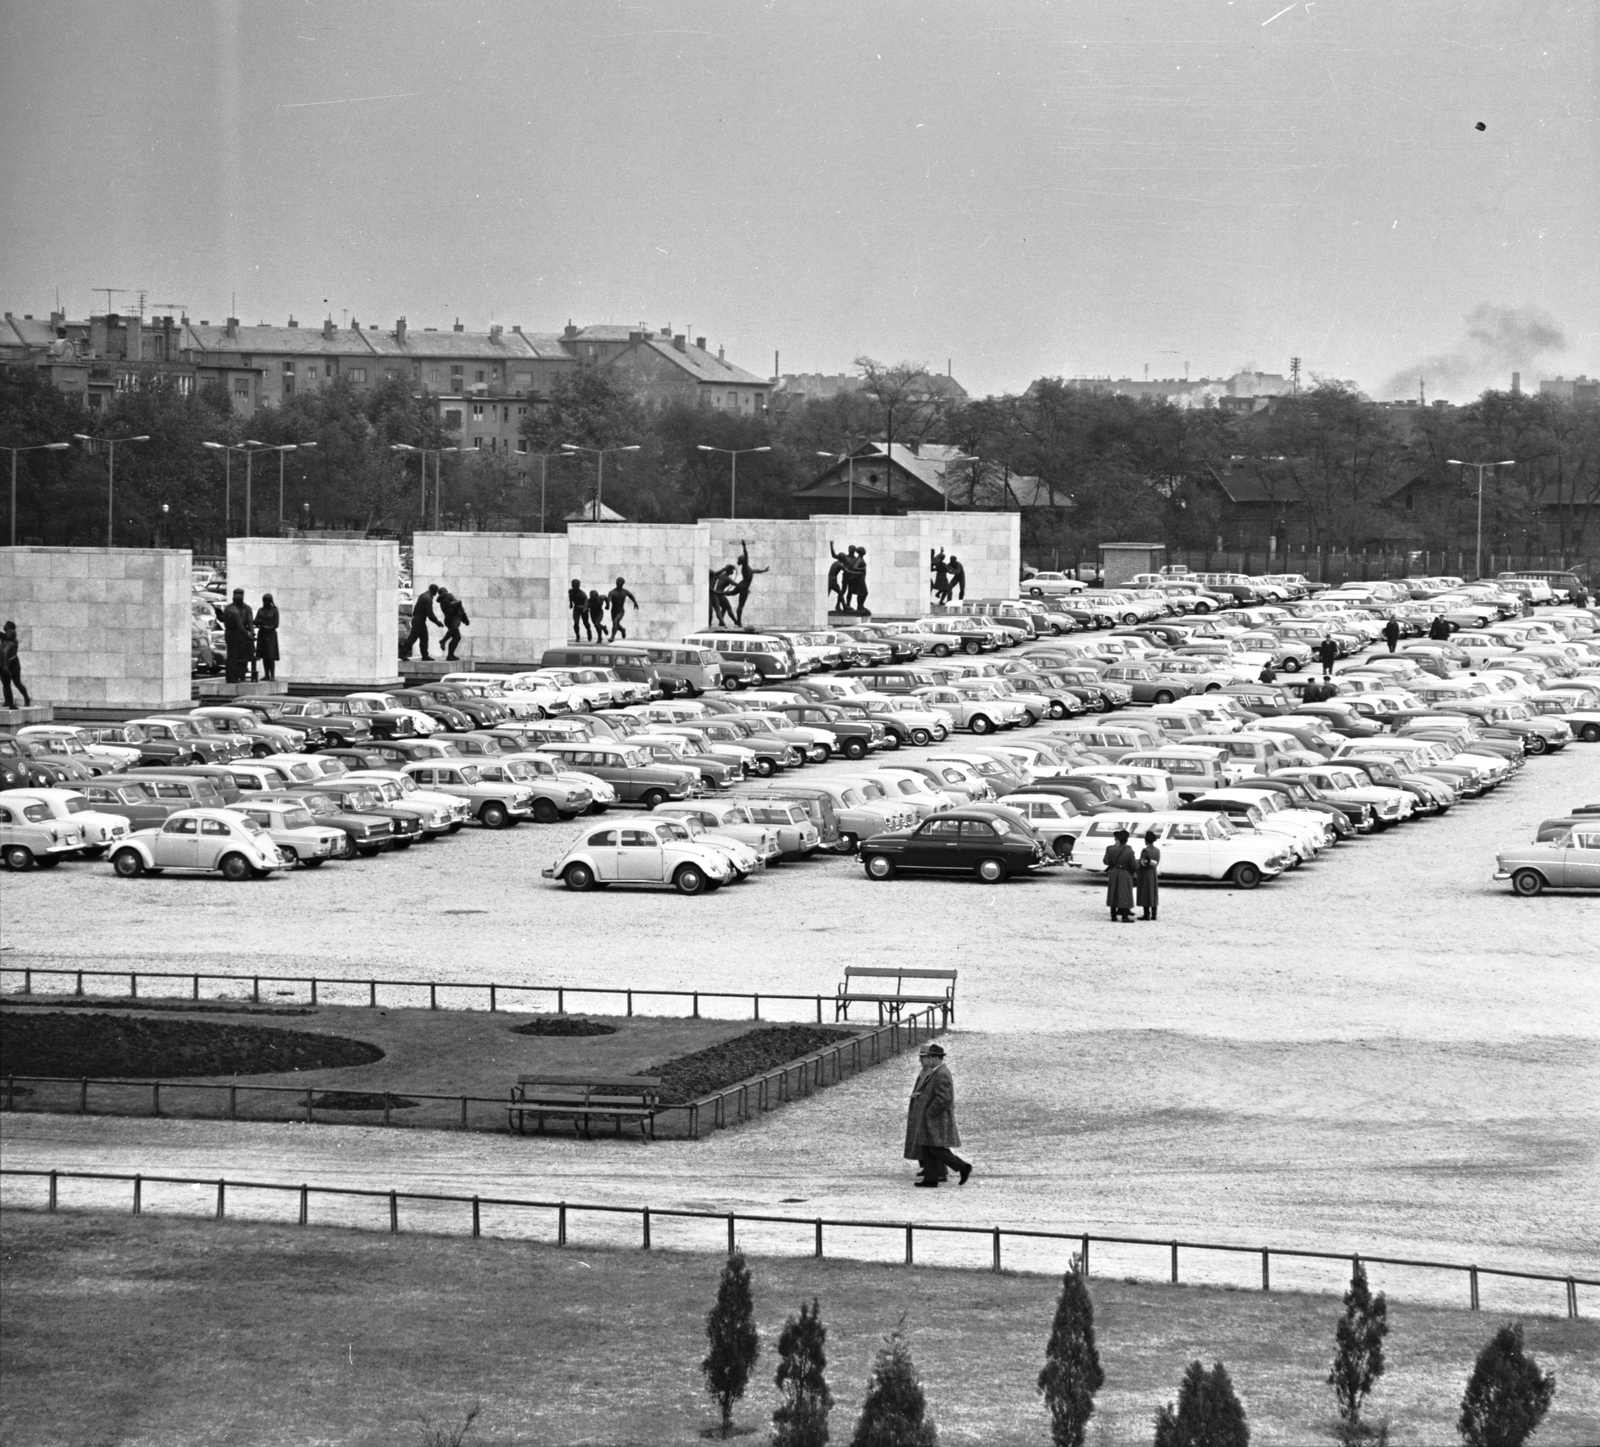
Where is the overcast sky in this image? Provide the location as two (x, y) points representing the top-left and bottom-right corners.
(2, 0), (1594, 400)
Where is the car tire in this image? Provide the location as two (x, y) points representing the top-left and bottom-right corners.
(1580, 723), (1600, 743)
(480, 801), (510, 829)
(532, 797), (560, 824)
(909, 728), (932, 747)
(970, 714), (994, 735)
(1053, 837), (1074, 861)
(35, 855), (62, 869)
(754, 757), (776, 778)
(865, 853), (896, 879)
(932, 644), (952, 657)
(392, 837), (414, 850)
(301, 858), (326, 868)
(1194, 602), (1211, 613)
(1282, 658), (1301, 673)
(976, 856), (1009, 884)
(673, 863), (707, 895)
(1229, 861), (1262, 889)
(1153, 690), (1175, 705)
(1029, 586), (1044, 598)
(279, 846), (299, 866)
(1048, 701), (1068, 719)
(1122, 612), (1138, 626)
(1511, 868), (1545, 897)
(563, 862), (596, 891)
(838, 832), (860, 854)
(111, 848), (144, 877)
(586, 802), (609, 814)
(809, 745), (831, 763)
(641, 788), (668, 810)
(844, 738), (868, 760)
(1524, 734), (1547, 755)
(963, 640), (982, 655)
(1097, 698), (1115, 714)
(219, 852), (253, 882)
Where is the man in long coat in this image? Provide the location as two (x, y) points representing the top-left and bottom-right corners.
(1429, 614), (1453, 642)
(221, 589), (255, 683)
(903, 1043), (970, 1187)
(1317, 636), (1339, 679)
(1103, 827), (1136, 922)
(1136, 828), (1162, 921)
(1382, 617), (1400, 653)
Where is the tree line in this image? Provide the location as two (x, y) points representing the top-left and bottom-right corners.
(4, 360), (1596, 559)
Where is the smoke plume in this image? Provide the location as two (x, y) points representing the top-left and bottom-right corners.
(1380, 304), (1566, 402)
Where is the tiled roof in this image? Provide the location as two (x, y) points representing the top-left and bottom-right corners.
(796, 442), (1043, 509)
(2, 315), (59, 349)
(621, 337), (768, 387)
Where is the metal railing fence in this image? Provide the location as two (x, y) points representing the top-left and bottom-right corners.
(2, 1167), (1589, 1319)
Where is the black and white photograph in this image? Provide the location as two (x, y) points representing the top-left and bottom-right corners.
(1, 2), (1597, 1442)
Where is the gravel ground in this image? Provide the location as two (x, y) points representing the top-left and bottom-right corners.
(3, 672), (1597, 1313)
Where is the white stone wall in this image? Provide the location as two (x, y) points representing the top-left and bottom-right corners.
(566, 523), (711, 643)
(0, 547), (191, 707)
(228, 537), (399, 684)
(412, 532), (568, 662)
(703, 519), (830, 630)
(918, 512), (1022, 602)
(810, 515), (932, 618)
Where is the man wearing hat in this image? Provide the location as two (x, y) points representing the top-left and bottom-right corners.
(903, 1042), (970, 1188)
(1103, 827), (1137, 923)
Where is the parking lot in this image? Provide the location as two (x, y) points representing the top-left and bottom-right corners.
(4, 711), (1595, 1310)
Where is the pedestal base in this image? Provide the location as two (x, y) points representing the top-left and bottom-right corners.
(195, 679), (288, 700)
(0, 704), (53, 726)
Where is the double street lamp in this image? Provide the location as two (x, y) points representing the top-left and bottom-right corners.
(561, 443), (639, 520)
(937, 452), (978, 511)
(258, 441), (318, 529)
(74, 432), (150, 546)
(1446, 458), (1516, 579)
(524, 450), (566, 533)
(202, 440), (272, 538)
(391, 444), (459, 530)
(2, 440), (71, 545)
(696, 444), (771, 519)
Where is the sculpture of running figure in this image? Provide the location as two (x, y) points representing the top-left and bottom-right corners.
(946, 553), (966, 601)
(931, 548), (954, 605)
(829, 541), (869, 615)
(709, 563), (737, 625)
(729, 539), (767, 626)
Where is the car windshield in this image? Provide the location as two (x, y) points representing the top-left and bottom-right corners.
(457, 764), (483, 783)
(297, 794), (337, 816)
(656, 822), (691, 842)
(59, 797), (88, 813)
(837, 788), (864, 806)
(280, 807), (316, 830)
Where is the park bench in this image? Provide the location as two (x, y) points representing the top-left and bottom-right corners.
(834, 967), (957, 1026)
(508, 1074), (663, 1140)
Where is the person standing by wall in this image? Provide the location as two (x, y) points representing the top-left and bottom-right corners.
(0, 621), (30, 708)
(903, 1043), (970, 1188)
(439, 589), (470, 662)
(606, 576), (640, 639)
(221, 589), (256, 684)
(402, 584), (442, 662)
(254, 594), (280, 682)
(1136, 828), (1162, 921)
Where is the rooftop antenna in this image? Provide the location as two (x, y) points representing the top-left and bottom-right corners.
(93, 287), (130, 314)
(1289, 356), (1301, 395)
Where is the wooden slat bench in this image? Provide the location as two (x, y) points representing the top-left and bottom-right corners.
(508, 1074), (663, 1140)
(835, 967), (957, 1026)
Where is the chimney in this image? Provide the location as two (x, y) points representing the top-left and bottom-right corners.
(773, 349), (778, 379)
(660, 326), (672, 338)
(673, 334), (686, 352)
(50, 310), (64, 328)
(628, 329), (643, 342)
(453, 318), (464, 332)
(351, 318), (360, 330)
(490, 324), (503, 343)
(511, 324), (522, 334)
(695, 336), (706, 352)
(323, 317), (336, 339)
(396, 317), (407, 343)
(126, 313), (143, 361)
(1512, 371), (1521, 394)
(287, 316), (298, 328)
(563, 320), (577, 339)
(719, 346), (725, 363)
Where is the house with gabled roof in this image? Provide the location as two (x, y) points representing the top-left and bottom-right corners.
(561, 324), (769, 413)
(794, 442), (1046, 514)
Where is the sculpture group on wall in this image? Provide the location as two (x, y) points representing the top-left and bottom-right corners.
(709, 540), (769, 627)
(828, 542), (870, 615)
(569, 576), (640, 641)
(930, 548), (967, 606)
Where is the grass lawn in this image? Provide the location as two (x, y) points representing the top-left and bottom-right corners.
(2, 1210), (1594, 1446)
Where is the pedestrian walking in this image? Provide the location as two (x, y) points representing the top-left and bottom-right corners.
(402, 584), (442, 661)
(439, 589), (470, 661)
(1103, 827), (1136, 923)
(0, 621), (30, 708)
(1258, 661), (1277, 685)
(903, 1043), (970, 1188)
(1429, 614), (1452, 641)
(606, 576), (640, 639)
(221, 588), (256, 683)
(1137, 828), (1162, 921)
(1317, 637), (1338, 679)
(587, 588), (607, 641)
(254, 594), (280, 682)
(1383, 617), (1400, 653)
(568, 579), (591, 640)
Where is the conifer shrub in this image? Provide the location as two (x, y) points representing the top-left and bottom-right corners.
(702, 1250), (760, 1439)
(1152, 1361), (1249, 1447)
(850, 1323), (937, 1447)
(1457, 1323), (1555, 1447)
(1328, 1257), (1389, 1441)
(773, 1297), (833, 1447)
(1038, 1255), (1105, 1447)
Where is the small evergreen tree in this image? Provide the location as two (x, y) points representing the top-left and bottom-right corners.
(773, 1297), (834, 1447)
(1038, 1255), (1106, 1447)
(850, 1324), (937, 1447)
(1328, 1257), (1389, 1439)
(702, 1250), (760, 1439)
(1152, 1361), (1250, 1447)
(1457, 1323), (1555, 1447)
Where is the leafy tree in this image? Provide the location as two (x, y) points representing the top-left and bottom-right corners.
(1152, 1361), (1249, 1447)
(1328, 1258), (1388, 1439)
(1038, 1255), (1105, 1447)
(773, 1297), (833, 1447)
(850, 1324), (937, 1447)
(702, 1250), (759, 1438)
(1457, 1323), (1555, 1447)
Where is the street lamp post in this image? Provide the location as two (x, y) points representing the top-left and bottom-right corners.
(390, 444), (459, 530)
(2, 441), (71, 545)
(1446, 459), (1516, 579)
(202, 440), (266, 539)
(560, 443), (640, 520)
(74, 433), (150, 546)
(696, 444), (771, 519)
(525, 451), (564, 533)
(255, 442), (319, 530)
(817, 448), (874, 516)
(936, 452), (978, 511)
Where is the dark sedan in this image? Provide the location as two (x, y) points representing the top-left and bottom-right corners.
(1095, 665), (1196, 706)
(768, 702), (887, 760)
(390, 688), (474, 732)
(249, 697), (375, 747)
(301, 778), (427, 847)
(408, 684), (512, 728)
(316, 695), (417, 741)
(261, 788), (396, 856)
(860, 806), (1055, 883)
(72, 779), (182, 829)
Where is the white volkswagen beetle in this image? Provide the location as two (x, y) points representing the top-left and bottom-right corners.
(111, 807), (284, 880)
(542, 817), (735, 895)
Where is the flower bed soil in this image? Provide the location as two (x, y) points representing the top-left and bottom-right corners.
(642, 1025), (854, 1105)
(310, 1091), (419, 1111)
(509, 1017), (616, 1037)
(1, 1011), (384, 1079)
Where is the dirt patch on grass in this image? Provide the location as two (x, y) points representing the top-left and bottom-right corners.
(643, 1025), (854, 1104)
(2, 997), (314, 1016)
(311, 1091), (419, 1111)
(0, 1011), (383, 1078)
(509, 1016), (617, 1037)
